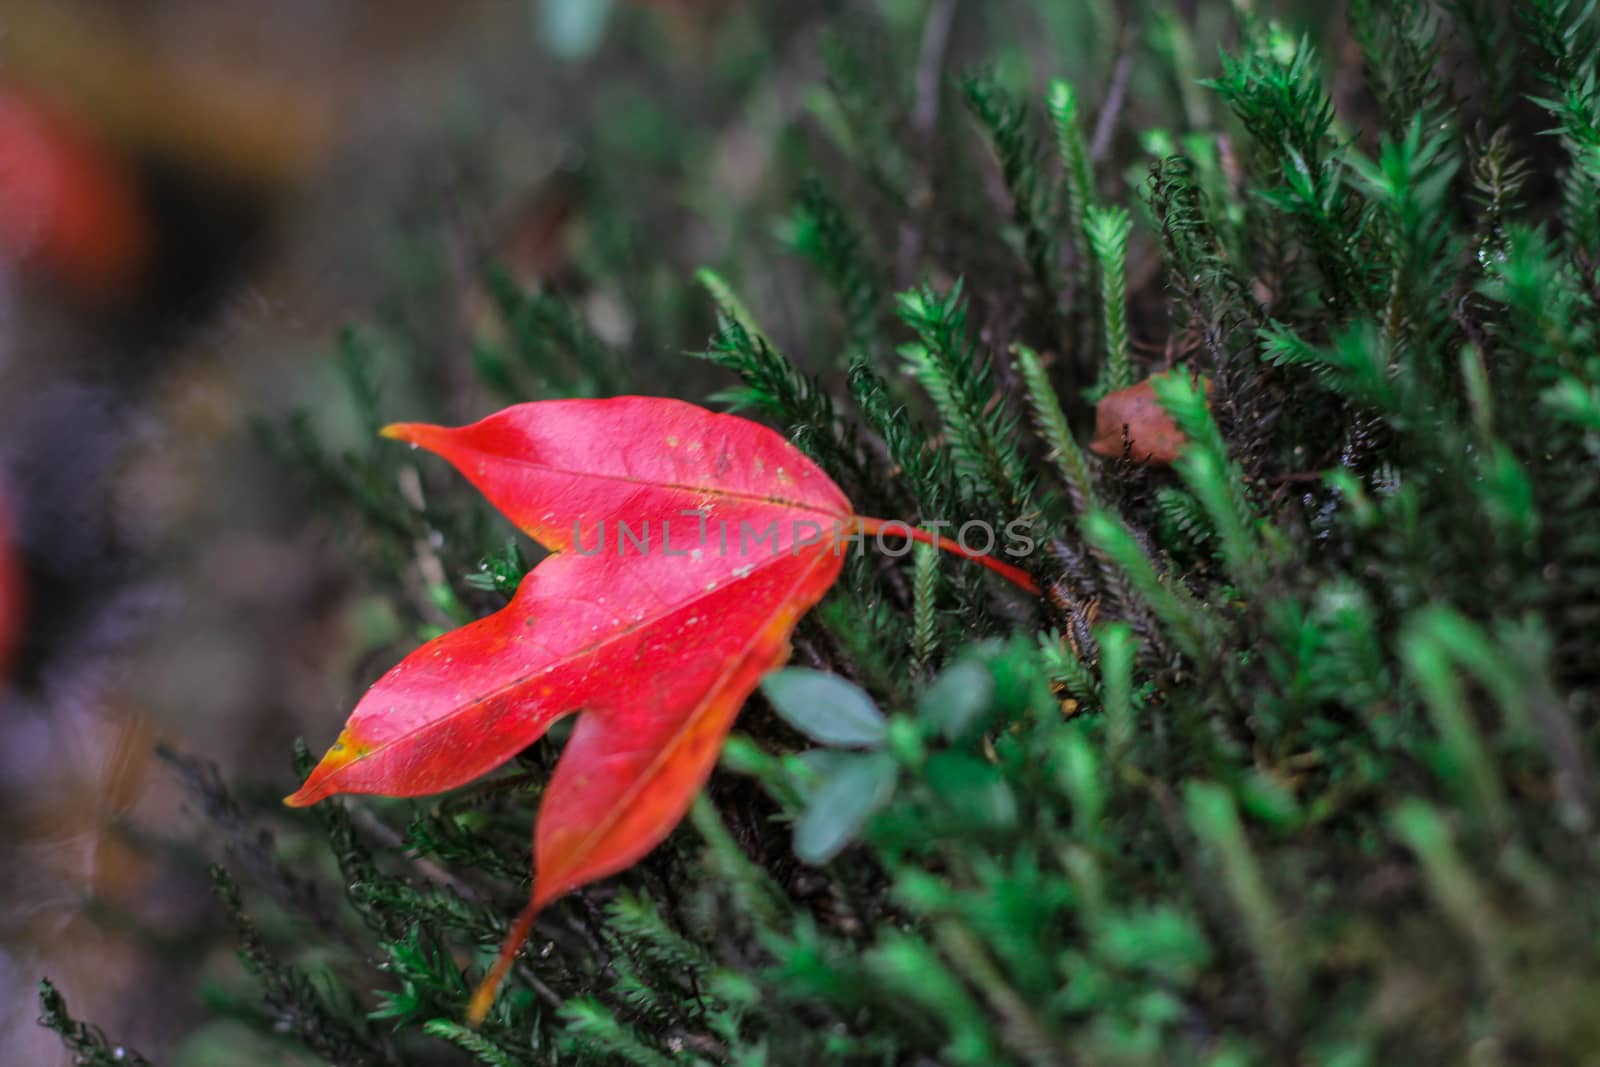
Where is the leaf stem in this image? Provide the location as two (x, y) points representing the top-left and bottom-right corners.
(467, 896), (541, 1026)
(854, 516), (1039, 595)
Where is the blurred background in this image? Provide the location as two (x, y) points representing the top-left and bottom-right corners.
(0, 3), (506, 1060)
(0, 0), (1258, 1062)
(0, 1), (675, 1060)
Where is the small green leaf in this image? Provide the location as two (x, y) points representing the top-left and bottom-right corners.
(1094, 905), (1213, 981)
(762, 668), (887, 748)
(1236, 771), (1303, 830)
(918, 661), (995, 740)
(794, 752), (898, 864)
(536, 0), (615, 60)
(926, 753), (1018, 831)
(794, 749), (858, 802)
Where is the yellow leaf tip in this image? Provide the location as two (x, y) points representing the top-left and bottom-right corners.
(381, 421), (451, 452)
(465, 983), (496, 1028)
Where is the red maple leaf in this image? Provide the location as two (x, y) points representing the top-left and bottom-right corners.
(286, 396), (1034, 1021)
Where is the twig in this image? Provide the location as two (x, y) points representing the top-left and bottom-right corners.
(1090, 27), (1136, 163)
(912, 0), (959, 137)
(899, 0), (960, 283)
(345, 803), (478, 899)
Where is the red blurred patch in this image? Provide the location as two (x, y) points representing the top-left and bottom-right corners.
(1090, 372), (1212, 466)
(0, 87), (149, 300)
